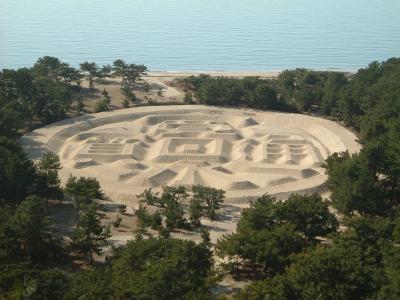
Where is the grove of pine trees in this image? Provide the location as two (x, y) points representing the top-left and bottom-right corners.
(0, 57), (400, 299)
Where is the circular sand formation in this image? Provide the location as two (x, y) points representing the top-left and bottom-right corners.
(21, 105), (360, 203)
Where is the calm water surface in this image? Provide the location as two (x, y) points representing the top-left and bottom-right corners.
(1, 0), (399, 70)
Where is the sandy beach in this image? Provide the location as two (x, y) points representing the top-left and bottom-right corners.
(146, 70), (282, 78)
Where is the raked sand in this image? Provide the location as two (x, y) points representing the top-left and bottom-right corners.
(21, 105), (360, 201)
(21, 105), (360, 241)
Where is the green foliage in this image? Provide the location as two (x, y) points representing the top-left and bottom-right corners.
(249, 83), (280, 109)
(134, 203), (151, 233)
(35, 152), (63, 200)
(218, 223), (305, 275)
(121, 83), (137, 104)
(159, 186), (189, 230)
(182, 69), (352, 113)
(325, 151), (389, 216)
(158, 226), (171, 238)
(201, 228), (211, 247)
(33, 56), (82, 86)
(32, 56), (63, 78)
(183, 92), (194, 104)
(0, 264), (69, 300)
(235, 275), (298, 300)
(217, 194), (337, 274)
(110, 237), (213, 299)
(64, 175), (103, 220)
(276, 69), (328, 112)
(33, 76), (73, 123)
(138, 185), (225, 232)
(65, 237), (214, 299)
(1, 62), (75, 129)
(189, 197), (203, 226)
(112, 59), (147, 87)
(101, 88), (111, 105)
(338, 58), (400, 127)
(93, 89), (112, 112)
(237, 212), (400, 299)
(321, 72), (347, 115)
(121, 97), (130, 108)
(184, 75), (295, 111)
(72, 207), (111, 264)
(65, 266), (112, 299)
(2, 57), (400, 299)
(98, 64), (113, 80)
(0, 56), (149, 134)
(137, 187), (190, 231)
(75, 97), (85, 113)
(0, 137), (37, 205)
(186, 64), (400, 120)
(112, 215), (122, 228)
(150, 210), (163, 230)
(80, 61), (99, 89)
(161, 185), (189, 205)
(379, 244), (400, 298)
(276, 193), (338, 242)
(94, 98), (109, 112)
(138, 188), (161, 206)
(0, 196), (63, 265)
(192, 185), (225, 220)
(0, 99), (22, 138)
(287, 243), (372, 300)
(164, 196), (186, 230)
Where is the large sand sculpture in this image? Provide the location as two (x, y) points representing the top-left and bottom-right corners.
(21, 105), (360, 204)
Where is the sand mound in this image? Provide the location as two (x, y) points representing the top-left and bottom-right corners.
(269, 176), (298, 186)
(118, 172), (137, 181)
(69, 158), (98, 169)
(212, 166), (233, 174)
(229, 181), (259, 190)
(22, 105), (360, 203)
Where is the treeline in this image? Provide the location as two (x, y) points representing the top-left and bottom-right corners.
(0, 56), (147, 138)
(182, 58), (400, 131)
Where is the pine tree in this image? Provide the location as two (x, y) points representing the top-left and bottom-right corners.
(72, 208), (111, 264)
(189, 198), (203, 226)
(35, 152), (63, 201)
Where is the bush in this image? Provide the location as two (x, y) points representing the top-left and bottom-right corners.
(94, 99), (109, 112)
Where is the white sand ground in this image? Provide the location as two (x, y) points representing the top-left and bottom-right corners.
(21, 105), (360, 243)
(144, 75), (184, 101)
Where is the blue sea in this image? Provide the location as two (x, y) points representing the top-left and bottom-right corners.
(1, 0), (399, 71)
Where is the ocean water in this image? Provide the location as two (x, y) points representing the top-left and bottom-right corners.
(0, 0), (399, 71)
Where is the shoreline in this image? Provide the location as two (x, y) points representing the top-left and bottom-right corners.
(146, 69), (356, 78)
(146, 71), (281, 78)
